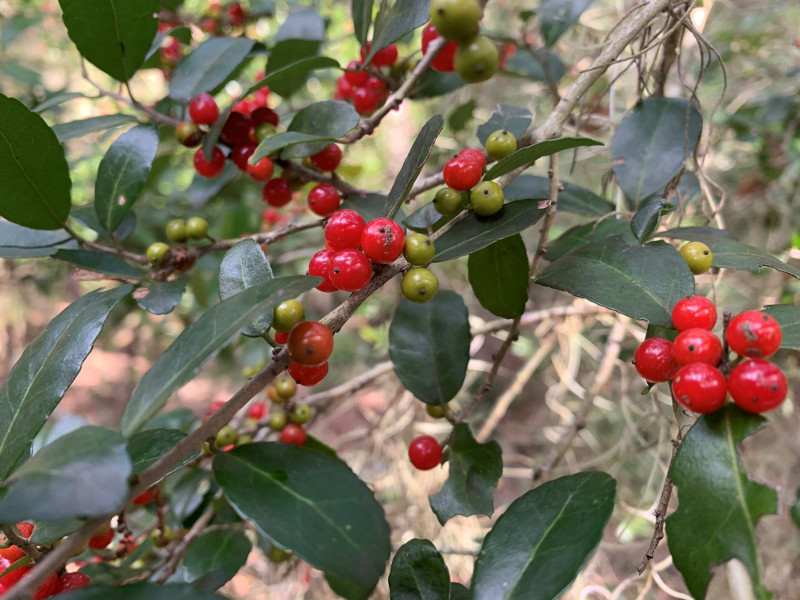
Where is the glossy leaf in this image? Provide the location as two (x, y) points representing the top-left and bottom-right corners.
(484, 137), (603, 180)
(414, 70), (465, 98)
(402, 203), (451, 234)
(611, 98), (702, 203)
(326, 573), (375, 600)
(472, 472), (616, 600)
(544, 219), (632, 262)
(133, 280), (186, 315)
(433, 200), (548, 263)
(0, 286), (130, 480)
(352, 0), (374, 48)
(126, 428), (187, 474)
(52, 114), (139, 142)
(476, 105), (532, 146)
(267, 40), (322, 97)
(369, 0), (430, 65)
(183, 528), (252, 587)
(389, 291), (470, 405)
(388, 539), (450, 600)
(46, 583), (226, 599)
(0, 426), (131, 521)
(58, 0), (158, 81)
(0, 221), (76, 258)
(467, 234), (529, 319)
(95, 125), (159, 233)
(213, 442), (391, 588)
(539, 0), (593, 46)
(429, 423), (502, 524)
(502, 49), (565, 84)
(504, 174), (614, 216)
(120, 276), (318, 437)
(763, 305), (800, 348)
(384, 114), (444, 219)
(630, 198), (672, 243)
(345, 193), (393, 223)
(169, 37), (256, 104)
(282, 100), (360, 158)
(655, 225), (736, 240)
(536, 236), (694, 327)
(53, 249), (143, 280)
(450, 583), (470, 600)
(666, 406), (777, 600)
(70, 206), (137, 241)
(0, 93), (71, 230)
(218, 239), (275, 337)
(253, 132), (336, 162)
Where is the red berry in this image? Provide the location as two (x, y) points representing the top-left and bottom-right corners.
(88, 526), (114, 549)
(132, 488), (157, 506)
(307, 183), (341, 217)
(230, 143), (256, 171)
(0, 546), (25, 563)
(0, 565), (31, 588)
(280, 423), (307, 446)
(459, 148), (487, 169)
(633, 337), (679, 382)
(671, 296), (717, 331)
(308, 250), (338, 292)
(335, 77), (354, 100)
(728, 359), (787, 413)
(274, 331), (289, 345)
(352, 87), (379, 115)
(289, 361), (329, 386)
(188, 93), (219, 125)
(206, 400), (225, 415)
(365, 76), (386, 93)
(421, 23), (458, 72)
(232, 99), (254, 116)
(248, 401), (266, 420)
(227, 2), (245, 26)
(325, 209), (366, 251)
(328, 250), (373, 291)
(726, 311), (782, 358)
(360, 218), (405, 264)
(55, 573), (91, 594)
(673, 328), (722, 366)
(193, 147), (226, 178)
(287, 321), (334, 366)
(250, 106), (279, 128)
(34, 572), (59, 600)
(310, 144), (343, 172)
(372, 43), (398, 67)
(220, 111), (252, 146)
(671, 363), (727, 413)
(15, 523), (33, 538)
(442, 155), (482, 191)
(262, 178), (293, 207)
(344, 60), (368, 86)
(247, 156), (274, 181)
(408, 435), (442, 470)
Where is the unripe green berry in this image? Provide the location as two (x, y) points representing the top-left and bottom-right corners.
(166, 219), (188, 243)
(267, 385), (285, 404)
(238, 434), (254, 445)
(426, 403), (446, 419)
(470, 181), (504, 216)
(254, 122), (275, 144)
(215, 425), (239, 448)
(679, 242), (713, 275)
(454, 36), (499, 83)
(274, 375), (297, 400)
(485, 129), (517, 160)
(401, 267), (439, 303)
(147, 242), (170, 267)
(151, 526), (174, 548)
(273, 299), (305, 333)
(175, 121), (203, 147)
(432, 187), (463, 216)
(186, 216), (209, 240)
(269, 412), (287, 431)
(268, 546), (291, 563)
(430, 0), (482, 42)
(403, 233), (436, 265)
(291, 404), (312, 424)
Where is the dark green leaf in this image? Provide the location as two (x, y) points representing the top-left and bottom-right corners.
(53, 249), (143, 280)
(791, 488), (800, 530)
(384, 115), (444, 219)
(630, 198), (672, 243)
(183, 529), (252, 587)
(120, 276), (318, 437)
(388, 539), (450, 600)
(666, 406), (777, 600)
(476, 105), (532, 146)
(656, 229), (800, 278)
(544, 219), (631, 262)
(0, 221), (77, 258)
(95, 125), (159, 233)
(143, 408), (196, 432)
(133, 280), (186, 315)
(539, 0), (593, 46)
(58, 0), (159, 82)
(52, 114), (139, 142)
(168, 468), (211, 522)
(33, 92), (85, 113)
(656, 225), (736, 240)
(450, 583), (470, 600)
(433, 200), (548, 263)
(186, 162), (238, 207)
(472, 472), (616, 600)
(253, 132), (337, 162)
(0, 286), (130, 480)
(169, 37), (256, 104)
(218, 239), (275, 337)
(352, 0), (375, 48)
(448, 100), (476, 131)
(502, 49), (565, 83)
(0, 93), (71, 230)
(345, 193), (396, 223)
(535, 236), (694, 327)
(414, 70), (466, 98)
(126, 428), (186, 474)
(763, 305), (800, 349)
(484, 137), (603, 180)
(70, 205), (137, 241)
(29, 518), (83, 545)
(266, 40), (321, 97)
(304, 435), (340, 460)
(611, 98), (702, 203)
(275, 8), (325, 41)
(326, 573), (375, 600)
(47, 582), (226, 599)
(429, 423), (502, 524)
(505, 175), (613, 216)
(402, 203), (451, 234)
(468, 235), (529, 318)
(283, 100), (360, 158)
(369, 0), (430, 65)
(0, 426), (131, 521)
(389, 290), (470, 405)
(213, 442), (391, 588)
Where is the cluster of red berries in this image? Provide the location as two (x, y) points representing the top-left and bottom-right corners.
(199, 1), (246, 36)
(0, 523), (91, 597)
(433, 142), (511, 217)
(334, 43), (397, 115)
(634, 297), (787, 414)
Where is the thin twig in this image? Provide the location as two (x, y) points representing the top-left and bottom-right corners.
(305, 361), (394, 406)
(156, 501), (217, 583)
(472, 304), (613, 336)
(2, 527), (45, 562)
(530, 154), (562, 276)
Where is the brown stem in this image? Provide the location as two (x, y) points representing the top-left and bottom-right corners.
(2, 526), (45, 562)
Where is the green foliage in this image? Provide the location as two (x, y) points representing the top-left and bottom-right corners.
(388, 539), (450, 600)
(467, 234), (529, 318)
(539, 0), (594, 47)
(0, 221), (77, 258)
(283, 100), (360, 157)
(763, 305), (800, 348)
(53, 249), (143, 279)
(218, 239), (275, 337)
(476, 105), (532, 146)
(484, 137), (603, 180)
(169, 38), (256, 104)
(369, 0), (431, 65)
(182, 529), (252, 588)
(48, 583), (226, 599)
(126, 428), (187, 474)
(134, 280), (187, 315)
(504, 174), (614, 216)
(52, 114), (139, 142)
